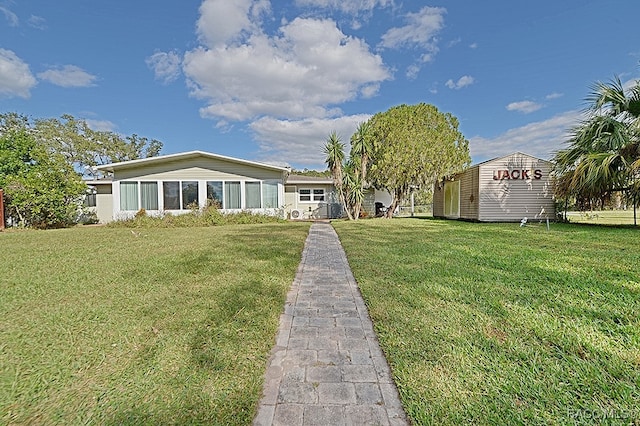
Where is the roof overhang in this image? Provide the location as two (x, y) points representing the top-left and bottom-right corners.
(96, 150), (291, 174)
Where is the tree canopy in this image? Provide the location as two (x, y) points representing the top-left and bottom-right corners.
(33, 114), (162, 178)
(553, 76), (640, 217)
(366, 103), (471, 217)
(0, 124), (86, 228)
(324, 103), (470, 219)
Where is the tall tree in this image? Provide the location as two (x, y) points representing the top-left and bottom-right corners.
(34, 114), (163, 178)
(323, 131), (354, 220)
(366, 103), (471, 217)
(0, 125), (85, 228)
(554, 76), (640, 222)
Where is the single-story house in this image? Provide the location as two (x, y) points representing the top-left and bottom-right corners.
(86, 150), (392, 223)
(433, 152), (555, 222)
(89, 151), (289, 223)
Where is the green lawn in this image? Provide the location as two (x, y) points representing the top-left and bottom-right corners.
(334, 218), (640, 425)
(0, 223), (310, 425)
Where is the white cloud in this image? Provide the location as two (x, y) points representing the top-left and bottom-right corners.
(28, 15), (46, 30)
(251, 114), (372, 168)
(545, 92), (563, 100)
(294, 0), (392, 14)
(445, 75), (474, 90)
(0, 48), (37, 98)
(38, 65), (97, 88)
(184, 14), (390, 122)
(406, 64), (420, 80)
(380, 6), (445, 51)
(146, 51), (182, 84)
(506, 100), (543, 114)
(85, 119), (117, 132)
(0, 6), (18, 26)
(196, 0), (265, 47)
(469, 42), (478, 49)
(469, 110), (582, 162)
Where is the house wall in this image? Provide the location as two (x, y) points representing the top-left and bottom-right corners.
(459, 166), (479, 220)
(285, 184), (341, 219)
(95, 184), (113, 224)
(478, 154), (555, 222)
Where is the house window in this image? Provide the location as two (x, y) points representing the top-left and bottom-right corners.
(299, 188), (325, 202)
(245, 182), (261, 208)
(163, 182), (180, 210)
(263, 181), (279, 208)
(182, 181), (199, 209)
(225, 181), (241, 209)
(299, 189), (311, 202)
(141, 181), (158, 210)
(206, 181), (223, 207)
(120, 182), (139, 211)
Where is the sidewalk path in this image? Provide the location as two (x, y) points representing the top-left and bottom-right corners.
(254, 222), (408, 425)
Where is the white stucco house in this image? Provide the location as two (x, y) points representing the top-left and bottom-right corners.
(85, 150), (392, 223)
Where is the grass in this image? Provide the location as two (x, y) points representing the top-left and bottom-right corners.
(1, 222), (310, 425)
(565, 209), (638, 226)
(333, 218), (640, 425)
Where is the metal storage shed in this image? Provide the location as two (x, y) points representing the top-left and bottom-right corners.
(433, 152), (555, 222)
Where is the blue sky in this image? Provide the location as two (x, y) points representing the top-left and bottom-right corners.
(1, 0), (639, 170)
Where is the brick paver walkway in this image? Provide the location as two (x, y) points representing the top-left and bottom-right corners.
(253, 222), (408, 425)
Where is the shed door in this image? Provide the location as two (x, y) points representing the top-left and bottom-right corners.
(444, 180), (460, 218)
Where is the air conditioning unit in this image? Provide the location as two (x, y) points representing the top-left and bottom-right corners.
(290, 209), (304, 220)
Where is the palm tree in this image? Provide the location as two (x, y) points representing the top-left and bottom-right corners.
(554, 75), (640, 223)
(323, 131), (353, 220)
(349, 121), (373, 219)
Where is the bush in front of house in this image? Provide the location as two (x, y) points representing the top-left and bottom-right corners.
(107, 205), (285, 228)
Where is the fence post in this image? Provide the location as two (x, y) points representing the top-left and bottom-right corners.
(0, 189), (4, 231)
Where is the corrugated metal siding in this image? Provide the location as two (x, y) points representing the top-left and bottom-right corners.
(478, 154), (555, 222)
(114, 157), (283, 181)
(459, 166), (479, 220)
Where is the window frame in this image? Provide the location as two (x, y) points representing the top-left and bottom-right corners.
(299, 188), (325, 203)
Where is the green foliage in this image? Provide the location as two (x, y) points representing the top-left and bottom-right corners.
(554, 76), (640, 216)
(0, 112), (164, 228)
(323, 131), (353, 219)
(108, 204), (286, 228)
(33, 114), (163, 178)
(291, 168), (331, 177)
(0, 126), (85, 229)
(366, 103), (471, 217)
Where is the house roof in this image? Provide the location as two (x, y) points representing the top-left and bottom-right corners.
(286, 174), (334, 185)
(96, 150), (291, 173)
